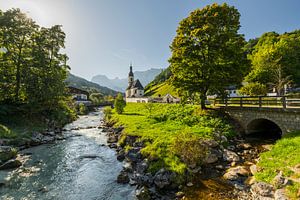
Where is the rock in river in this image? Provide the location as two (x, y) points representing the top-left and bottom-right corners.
(117, 170), (130, 184)
(223, 149), (240, 162)
(0, 159), (22, 170)
(0, 146), (17, 163)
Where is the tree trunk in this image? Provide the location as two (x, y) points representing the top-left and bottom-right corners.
(200, 93), (207, 109)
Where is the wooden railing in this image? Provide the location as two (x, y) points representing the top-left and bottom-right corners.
(214, 96), (300, 109)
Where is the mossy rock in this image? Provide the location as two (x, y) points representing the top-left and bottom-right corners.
(0, 146), (17, 163)
(0, 124), (16, 139)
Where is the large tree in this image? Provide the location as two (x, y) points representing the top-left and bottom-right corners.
(169, 3), (249, 108)
(245, 31), (300, 94)
(0, 9), (69, 111)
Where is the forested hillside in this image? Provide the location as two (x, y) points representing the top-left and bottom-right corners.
(66, 73), (118, 96)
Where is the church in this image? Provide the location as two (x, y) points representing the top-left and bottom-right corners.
(125, 65), (150, 103)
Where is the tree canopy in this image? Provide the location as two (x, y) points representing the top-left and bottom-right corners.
(244, 30), (300, 95)
(169, 3), (249, 108)
(0, 9), (69, 107)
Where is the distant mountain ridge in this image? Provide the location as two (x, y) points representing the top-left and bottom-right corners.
(65, 73), (118, 96)
(91, 68), (163, 92)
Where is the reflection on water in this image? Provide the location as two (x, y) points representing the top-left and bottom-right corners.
(0, 110), (135, 200)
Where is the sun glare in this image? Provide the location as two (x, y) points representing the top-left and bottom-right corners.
(2, 1), (50, 26)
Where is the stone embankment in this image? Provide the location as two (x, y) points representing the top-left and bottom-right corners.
(102, 120), (291, 200)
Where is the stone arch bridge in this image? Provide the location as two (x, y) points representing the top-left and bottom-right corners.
(216, 96), (300, 135)
(223, 107), (300, 135)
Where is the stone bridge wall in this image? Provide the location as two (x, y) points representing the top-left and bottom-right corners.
(223, 107), (300, 135)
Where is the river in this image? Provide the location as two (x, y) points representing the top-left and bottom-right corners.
(0, 109), (135, 200)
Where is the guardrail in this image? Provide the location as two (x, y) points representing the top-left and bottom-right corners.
(214, 96), (300, 109)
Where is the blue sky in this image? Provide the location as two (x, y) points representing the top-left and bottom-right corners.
(1, 0), (300, 80)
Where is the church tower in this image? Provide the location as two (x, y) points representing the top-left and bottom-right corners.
(126, 64), (134, 98)
(128, 64), (134, 87)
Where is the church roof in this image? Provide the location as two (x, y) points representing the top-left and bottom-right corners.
(128, 79), (144, 90)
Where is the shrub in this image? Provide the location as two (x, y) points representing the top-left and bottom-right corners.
(78, 103), (87, 115)
(0, 124), (16, 139)
(239, 82), (268, 96)
(103, 106), (112, 121)
(114, 93), (126, 114)
(171, 131), (208, 167)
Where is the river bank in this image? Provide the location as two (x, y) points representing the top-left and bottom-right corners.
(104, 103), (296, 200)
(0, 109), (135, 199)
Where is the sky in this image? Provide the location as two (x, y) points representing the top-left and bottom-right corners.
(1, 0), (300, 80)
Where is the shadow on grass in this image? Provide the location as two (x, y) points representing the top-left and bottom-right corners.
(282, 130), (300, 139)
(122, 113), (144, 116)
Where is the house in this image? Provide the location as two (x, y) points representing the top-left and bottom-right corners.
(67, 86), (89, 101)
(162, 93), (180, 103)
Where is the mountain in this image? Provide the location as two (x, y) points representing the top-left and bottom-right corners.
(65, 73), (118, 96)
(91, 68), (163, 92)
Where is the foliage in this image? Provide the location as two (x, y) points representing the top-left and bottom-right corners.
(90, 93), (104, 105)
(239, 82), (268, 96)
(144, 103), (155, 116)
(65, 73), (118, 96)
(144, 81), (177, 97)
(112, 103), (235, 174)
(77, 103), (87, 115)
(169, 3), (249, 108)
(0, 124), (17, 139)
(145, 68), (172, 91)
(171, 131), (208, 167)
(245, 30), (300, 94)
(0, 9), (77, 138)
(114, 93), (126, 114)
(103, 106), (112, 121)
(255, 131), (300, 199)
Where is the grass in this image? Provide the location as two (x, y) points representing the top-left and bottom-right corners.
(255, 131), (300, 199)
(0, 115), (46, 146)
(144, 82), (178, 97)
(111, 103), (234, 174)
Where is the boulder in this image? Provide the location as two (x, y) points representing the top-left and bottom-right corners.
(237, 143), (252, 150)
(135, 173), (154, 187)
(136, 160), (149, 174)
(0, 159), (22, 170)
(125, 148), (142, 163)
(251, 182), (274, 198)
(203, 139), (219, 148)
(0, 146), (17, 163)
(223, 149), (240, 162)
(223, 166), (250, 181)
(204, 153), (218, 164)
(107, 135), (118, 143)
(272, 171), (289, 189)
(250, 164), (260, 175)
(274, 189), (289, 200)
(117, 170), (129, 184)
(116, 150), (125, 161)
(136, 186), (151, 200)
(153, 169), (171, 189)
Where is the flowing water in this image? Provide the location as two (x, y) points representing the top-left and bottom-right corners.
(0, 109), (135, 200)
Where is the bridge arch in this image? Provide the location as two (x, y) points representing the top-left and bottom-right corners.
(246, 118), (282, 139)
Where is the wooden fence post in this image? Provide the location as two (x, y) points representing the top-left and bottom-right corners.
(240, 97), (243, 107)
(282, 96), (286, 109)
(259, 96), (262, 108)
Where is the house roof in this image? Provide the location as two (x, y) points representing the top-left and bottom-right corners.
(128, 79), (144, 90)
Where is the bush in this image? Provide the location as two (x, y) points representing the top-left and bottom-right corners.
(171, 131), (208, 167)
(103, 106), (112, 121)
(78, 103), (87, 115)
(114, 93), (126, 114)
(239, 82), (268, 96)
(0, 124), (16, 139)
